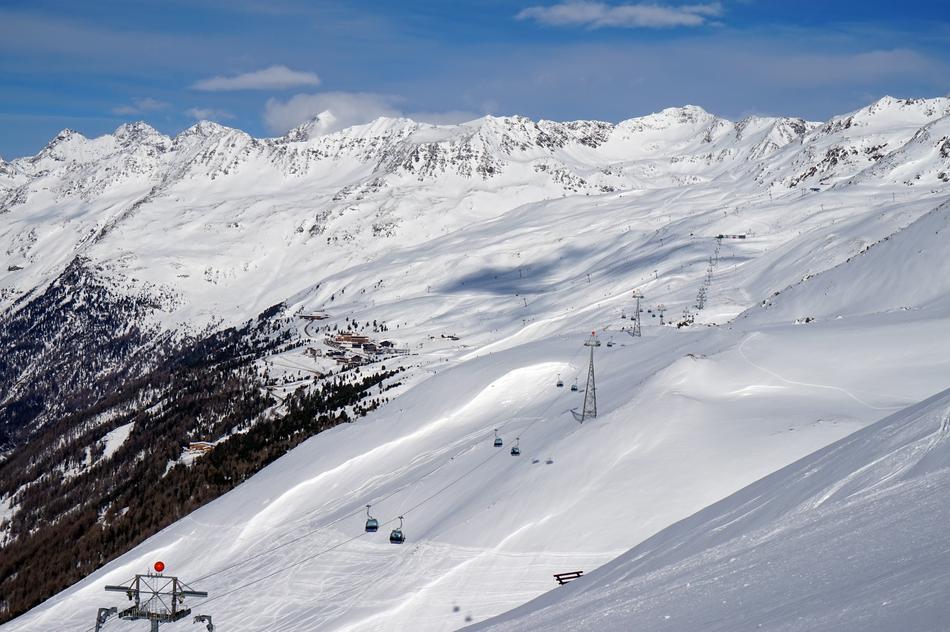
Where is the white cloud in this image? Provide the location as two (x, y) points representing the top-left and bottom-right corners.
(192, 65), (320, 91)
(263, 92), (483, 135)
(264, 92), (400, 134)
(185, 107), (235, 121)
(517, 1), (722, 29)
(112, 97), (169, 115)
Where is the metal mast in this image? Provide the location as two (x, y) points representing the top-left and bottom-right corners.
(98, 562), (213, 631)
(581, 331), (600, 422)
(631, 290), (643, 337)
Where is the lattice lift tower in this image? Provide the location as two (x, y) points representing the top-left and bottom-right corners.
(580, 331), (601, 422)
(96, 561), (213, 632)
(630, 290), (643, 337)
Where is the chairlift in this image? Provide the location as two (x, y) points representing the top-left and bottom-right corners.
(364, 504), (378, 533)
(390, 516), (405, 544)
(493, 429), (503, 448)
(545, 457), (554, 465)
(556, 373), (563, 388)
(510, 437), (521, 456)
(606, 340), (614, 347)
(570, 380), (578, 392)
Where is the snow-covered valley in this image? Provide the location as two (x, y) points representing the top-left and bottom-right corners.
(1, 96), (949, 631)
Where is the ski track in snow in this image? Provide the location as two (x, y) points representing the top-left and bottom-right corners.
(737, 333), (903, 412)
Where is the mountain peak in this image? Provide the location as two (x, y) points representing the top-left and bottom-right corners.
(349, 115), (420, 135)
(177, 120), (235, 139)
(48, 128), (85, 146)
(286, 114), (419, 143)
(27, 128), (89, 162)
(618, 104), (720, 133)
(113, 121), (162, 140)
(660, 104), (715, 120)
(832, 95), (950, 130)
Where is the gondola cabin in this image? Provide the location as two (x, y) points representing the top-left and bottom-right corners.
(365, 504), (378, 532)
(390, 516), (406, 544)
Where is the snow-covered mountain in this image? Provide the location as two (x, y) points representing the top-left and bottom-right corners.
(3, 97), (946, 332)
(1, 96), (949, 631)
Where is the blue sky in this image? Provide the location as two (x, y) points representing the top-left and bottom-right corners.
(1, 0), (948, 158)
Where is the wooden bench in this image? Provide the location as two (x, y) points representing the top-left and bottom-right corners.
(553, 571), (584, 585)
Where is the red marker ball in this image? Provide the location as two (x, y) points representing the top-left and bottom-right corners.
(154, 561), (165, 573)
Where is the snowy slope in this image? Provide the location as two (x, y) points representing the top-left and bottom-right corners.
(1, 97), (949, 631)
(744, 199), (950, 322)
(850, 114), (950, 187)
(10, 311), (950, 632)
(469, 387), (950, 632)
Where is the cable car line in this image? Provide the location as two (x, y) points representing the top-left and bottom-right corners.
(189, 401), (516, 585)
(190, 528), (375, 611)
(187, 443), (511, 614)
(90, 380), (575, 631)
(91, 329), (611, 628)
(188, 402), (509, 583)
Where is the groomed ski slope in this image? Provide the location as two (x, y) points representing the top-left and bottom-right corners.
(469, 386), (950, 632)
(3, 99), (950, 631)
